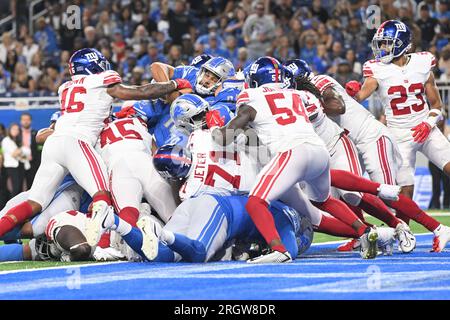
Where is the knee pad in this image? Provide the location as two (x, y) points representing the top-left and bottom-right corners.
(69, 243), (92, 261)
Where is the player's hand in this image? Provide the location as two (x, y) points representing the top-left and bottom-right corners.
(345, 80), (361, 97)
(411, 122), (432, 143)
(205, 109), (226, 128)
(173, 78), (192, 90)
(114, 106), (135, 119)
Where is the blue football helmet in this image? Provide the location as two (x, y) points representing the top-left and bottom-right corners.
(153, 144), (192, 181)
(283, 59), (313, 89)
(190, 54), (213, 68)
(69, 48), (111, 76)
(246, 56), (285, 88)
(371, 20), (412, 64)
(170, 94), (210, 134)
(195, 56), (235, 95)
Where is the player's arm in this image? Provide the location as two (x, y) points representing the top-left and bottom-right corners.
(106, 79), (190, 101)
(411, 72), (445, 143)
(353, 77), (378, 102)
(36, 122), (56, 144)
(211, 104), (256, 146)
(322, 86), (346, 116)
(151, 62), (186, 104)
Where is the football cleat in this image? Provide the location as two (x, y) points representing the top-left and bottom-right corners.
(246, 250), (292, 264)
(376, 226), (396, 256)
(85, 201), (114, 247)
(337, 239), (361, 252)
(395, 222), (416, 253)
(431, 225), (450, 252)
(377, 184), (401, 201)
(136, 215), (160, 260)
(359, 227), (378, 259)
(93, 246), (126, 261)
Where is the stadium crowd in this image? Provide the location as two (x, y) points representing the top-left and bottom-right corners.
(0, 0), (450, 209)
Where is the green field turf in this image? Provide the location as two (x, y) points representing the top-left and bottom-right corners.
(0, 211), (449, 272)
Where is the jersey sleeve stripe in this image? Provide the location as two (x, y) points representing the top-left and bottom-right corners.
(103, 77), (122, 85)
(314, 78), (333, 92)
(363, 68), (374, 77)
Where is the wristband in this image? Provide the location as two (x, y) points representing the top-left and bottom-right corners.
(425, 109), (443, 128)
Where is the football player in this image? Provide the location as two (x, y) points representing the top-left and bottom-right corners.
(212, 57), (382, 262)
(0, 48), (191, 246)
(345, 20), (450, 252)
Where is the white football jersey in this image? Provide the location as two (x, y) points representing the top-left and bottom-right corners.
(179, 129), (260, 200)
(311, 74), (384, 144)
(236, 84), (324, 154)
(99, 117), (153, 169)
(299, 89), (343, 152)
(363, 52), (436, 129)
(54, 70), (122, 145)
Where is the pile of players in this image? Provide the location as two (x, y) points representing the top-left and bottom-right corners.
(0, 19), (450, 264)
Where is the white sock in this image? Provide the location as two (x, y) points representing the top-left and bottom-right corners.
(434, 224), (443, 236)
(161, 229), (175, 245)
(112, 215), (132, 236)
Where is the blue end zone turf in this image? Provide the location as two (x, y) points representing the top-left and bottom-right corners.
(1, 234), (450, 300)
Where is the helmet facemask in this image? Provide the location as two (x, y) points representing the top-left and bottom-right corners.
(195, 67), (223, 95)
(371, 36), (410, 64)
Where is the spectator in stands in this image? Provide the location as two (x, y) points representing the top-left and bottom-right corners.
(37, 63), (61, 93)
(300, 34), (318, 66)
(83, 26), (99, 49)
(204, 33), (228, 57)
(22, 36), (39, 67)
(181, 34), (195, 59)
(312, 43), (332, 74)
(224, 35), (239, 66)
(166, 45), (184, 66)
(138, 42), (167, 69)
(417, 5), (439, 51)
(111, 29), (127, 65)
(33, 17), (59, 58)
(332, 58), (361, 86)
(0, 63), (11, 95)
(4, 49), (17, 73)
(346, 49), (362, 76)
(196, 20), (225, 50)
(11, 62), (36, 93)
(117, 6), (136, 40)
(316, 22), (333, 51)
(331, 0), (353, 28)
(96, 10), (118, 39)
(287, 18), (303, 55)
(168, 0), (196, 45)
(28, 52), (43, 82)
(273, 35), (296, 61)
(224, 7), (247, 46)
(20, 112), (40, 189)
(235, 47), (252, 71)
(128, 24), (152, 55)
(1, 123), (29, 197)
(439, 45), (450, 80)
(129, 66), (145, 86)
(311, 0), (329, 23)
(243, 1), (276, 60)
(0, 32), (15, 65)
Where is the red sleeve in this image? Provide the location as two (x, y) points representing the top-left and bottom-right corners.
(362, 61), (374, 78)
(312, 76), (333, 93)
(236, 91), (250, 107)
(102, 70), (122, 86)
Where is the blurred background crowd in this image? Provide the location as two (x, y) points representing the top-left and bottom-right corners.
(0, 0), (450, 98)
(0, 0), (450, 209)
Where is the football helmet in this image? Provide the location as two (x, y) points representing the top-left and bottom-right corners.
(195, 56), (235, 95)
(283, 59), (313, 89)
(371, 20), (412, 64)
(246, 56), (285, 88)
(69, 48), (111, 76)
(153, 144), (192, 180)
(190, 54), (213, 68)
(170, 94), (210, 134)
